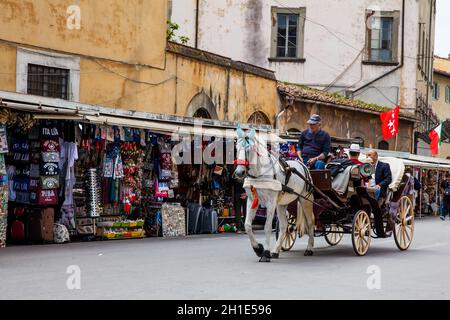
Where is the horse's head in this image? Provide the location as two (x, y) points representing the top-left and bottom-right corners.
(233, 124), (256, 180)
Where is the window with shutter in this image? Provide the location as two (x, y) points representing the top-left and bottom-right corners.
(445, 86), (450, 103)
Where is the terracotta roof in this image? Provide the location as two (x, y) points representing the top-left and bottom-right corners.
(434, 56), (450, 77)
(435, 69), (450, 78)
(277, 82), (417, 121)
(166, 42), (276, 81)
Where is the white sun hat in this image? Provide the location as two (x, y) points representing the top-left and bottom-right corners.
(349, 143), (361, 153)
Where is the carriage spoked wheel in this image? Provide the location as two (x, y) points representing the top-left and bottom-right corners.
(324, 224), (344, 246)
(281, 215), (297, 251)
(394, 196), (414, 251)
(351, 210), (371, 256)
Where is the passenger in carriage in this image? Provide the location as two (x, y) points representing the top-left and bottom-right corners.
(348, 144), (363, 165)
(297, 114), (331, 170)
(366, 150), (392, 200)
(366, 149), (394, 235)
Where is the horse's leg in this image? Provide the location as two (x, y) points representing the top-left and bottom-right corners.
(302, 193), (315, 256)
(271, 204), (288, 258)
(244, 195), (263, 258)
(259, 193), (277, 263)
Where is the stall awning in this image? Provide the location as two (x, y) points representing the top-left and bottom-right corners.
(0, 90), (284, 142)
(32, 114), (285, 143)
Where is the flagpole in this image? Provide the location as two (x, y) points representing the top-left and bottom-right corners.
(395, 134), (398, 151)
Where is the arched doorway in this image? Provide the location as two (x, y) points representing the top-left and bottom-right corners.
(247, 111), (271, 126)
(378, 140), (389, 150)
(185, 91), (218, 119)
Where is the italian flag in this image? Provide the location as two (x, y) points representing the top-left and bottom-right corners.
(429, 121), (443, 156)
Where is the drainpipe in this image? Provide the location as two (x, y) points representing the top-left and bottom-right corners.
(195, 0), (200, 49)
(353, 0), (405, 94)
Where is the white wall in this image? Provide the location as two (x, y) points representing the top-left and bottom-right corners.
(171, 0), (431, 113)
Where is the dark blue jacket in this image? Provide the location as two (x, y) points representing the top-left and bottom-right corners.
(375, 161), (392, 196)
(298, 129), (331, 158)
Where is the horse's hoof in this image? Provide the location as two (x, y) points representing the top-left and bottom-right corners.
(259, 251), (271, 262)
(304, 250), (314, 256)
(253, 243), (264, 257)
(271, 252), (279, 259)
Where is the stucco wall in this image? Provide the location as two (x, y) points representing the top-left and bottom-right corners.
(0, 0), (167, 68)
(0, 43), (16, 92)
(0, 42), (277, 125)
(432, 72), (450, 121)
(172, 0), (434, 115)
(278, 101), (413, 152)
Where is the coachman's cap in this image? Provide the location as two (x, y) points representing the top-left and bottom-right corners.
(307, 114), (321, 124)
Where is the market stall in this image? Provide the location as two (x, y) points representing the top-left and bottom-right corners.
(0, 107), (265, 246)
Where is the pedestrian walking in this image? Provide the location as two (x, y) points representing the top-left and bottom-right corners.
(439, 173), (450, 221)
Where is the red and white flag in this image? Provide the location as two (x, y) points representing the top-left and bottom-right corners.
(380, 106), (400, 140)
(429, 121), (443, 156)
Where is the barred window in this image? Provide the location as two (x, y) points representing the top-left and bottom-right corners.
(27, 64), (69, 100)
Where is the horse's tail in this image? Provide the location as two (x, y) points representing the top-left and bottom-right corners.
(297, 193), (315, 236)
(296, 198), (308, 236)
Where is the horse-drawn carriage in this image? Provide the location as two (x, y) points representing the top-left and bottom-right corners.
(233, 126), (414, 261)
(277, 158), (415, 256)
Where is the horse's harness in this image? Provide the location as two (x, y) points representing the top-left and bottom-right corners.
(235, 137), (314, 198)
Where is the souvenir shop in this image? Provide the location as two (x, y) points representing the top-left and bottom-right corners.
(0, 109), (244, 247)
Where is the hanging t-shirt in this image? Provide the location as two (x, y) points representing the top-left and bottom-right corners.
(113, 154), (124, 179)
(40, 162), (59, 176)
(62, 142), (79, 207)
(103, 155), (114, 178)
(41, 139), (60, 152)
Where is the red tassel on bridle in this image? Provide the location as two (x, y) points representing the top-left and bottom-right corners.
(251, 186), (259, 209)
(233, 159), (249, 166)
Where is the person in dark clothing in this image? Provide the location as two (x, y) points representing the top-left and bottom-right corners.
(366, 150), (392, 199)
(297, 114), (331, 170)
(233, 180), (247, 231)
(440, 173), (450, 221)
(366, 150), (394, 235)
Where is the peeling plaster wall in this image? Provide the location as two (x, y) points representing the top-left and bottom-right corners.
(0, 43), (277, 125)
(0, 0), (167, 68)
(172, 0), (434, 115)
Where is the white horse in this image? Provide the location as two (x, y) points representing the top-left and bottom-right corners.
(232, 126), (316, 262)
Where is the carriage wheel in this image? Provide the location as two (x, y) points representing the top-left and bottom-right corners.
(324, 224), (344, 246)
(394, 196), (414, 251)
(351, 210), (371, 256)
(281, 215), (297, 251)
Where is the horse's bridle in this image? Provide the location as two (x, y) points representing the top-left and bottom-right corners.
(234, 138), (278, 179)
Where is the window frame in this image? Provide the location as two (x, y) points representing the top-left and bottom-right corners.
(16, 47), (80, 101)
(432, 82), (440, 100)
(446, 85), (450, 104)
(364, 10), (400, 65)
(270, 7), (306, 62)
(26, 64), (70, 100)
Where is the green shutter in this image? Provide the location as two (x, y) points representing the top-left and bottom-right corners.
(447, 86), (450, 104)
